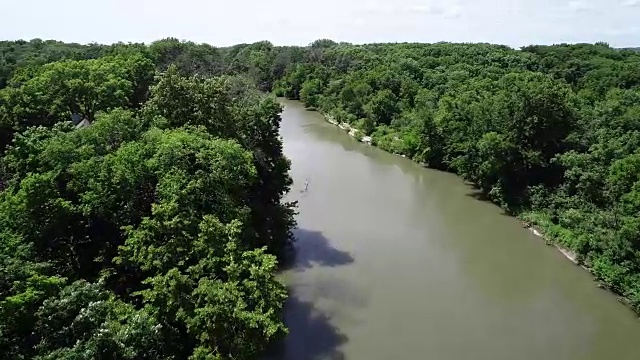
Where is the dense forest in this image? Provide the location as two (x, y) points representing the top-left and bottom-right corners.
(270, 39), (640, 313)
(2, 37), (640, 358)
(0, 39), (295, 359)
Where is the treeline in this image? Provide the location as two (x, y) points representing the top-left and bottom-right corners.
(269, 40), (640, 312)
(3, 36), (640, 356)
(0, 40), (295, 358)
(0, 38), (305, 92)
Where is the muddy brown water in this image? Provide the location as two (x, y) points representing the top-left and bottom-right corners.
(271, 99), (640, 360)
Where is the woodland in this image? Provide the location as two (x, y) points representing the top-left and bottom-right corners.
(2, 37), (640, 358)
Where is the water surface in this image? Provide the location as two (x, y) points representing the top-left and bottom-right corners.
(275, 99), (640, 360)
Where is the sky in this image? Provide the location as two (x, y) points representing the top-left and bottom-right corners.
(1, 0), (638, 48)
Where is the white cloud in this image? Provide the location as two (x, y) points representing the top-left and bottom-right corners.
(621, 0), (640, 6)
(444, 3), (463, 18)
(354, 18), (367, 26)
(0, 0), (638, 49)
(402, 4), (441, 14)
(567, 0), (593, 11)
(275, 18), (290, 26)
(363, 1), (395, 13)
(408, 4), (431, 13)
(402, 1), (464, 18)
(602, 26), (639, 36)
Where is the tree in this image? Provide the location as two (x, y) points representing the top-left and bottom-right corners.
(299, 79), (323, 108)
(1, 54), (294, 359)
(34, 280), (167, 360)
(258, 39), (640, 313)
(365, 89), (399, 126)
(144, 68), (295, 254)
(0, 54), (154, 153)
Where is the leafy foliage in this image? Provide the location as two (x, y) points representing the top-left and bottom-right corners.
(0, 53), (154, 153)
(5, 36), (640, 357)
(0, 47), (292, 359)
(270, 41), (640, 311)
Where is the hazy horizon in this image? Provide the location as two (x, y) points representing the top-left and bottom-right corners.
(1, 0), (638, 48)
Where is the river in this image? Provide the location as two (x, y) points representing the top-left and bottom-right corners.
(273, 99), (640, 360)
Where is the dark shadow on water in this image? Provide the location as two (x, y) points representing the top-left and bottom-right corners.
(465, 187), (490, 201)
(281, 228), (354, 271)
(464, 187), (513, 216)
(262, 294), (347, 360)
(266, 228), (355, 359)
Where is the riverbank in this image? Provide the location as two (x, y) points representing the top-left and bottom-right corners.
(308, 105), (637, 315)
(322, 113), (372, 145)
(277, 99), (640, 359)
(519, 211), (636, 309)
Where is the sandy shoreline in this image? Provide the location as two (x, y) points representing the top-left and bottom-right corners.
(527, 226), (579, 265)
